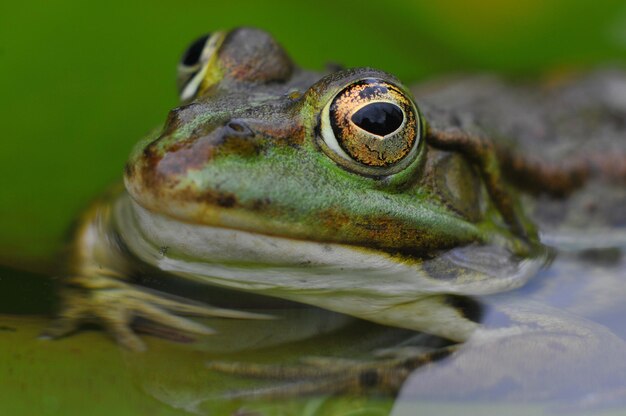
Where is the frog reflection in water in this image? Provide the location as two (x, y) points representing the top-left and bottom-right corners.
(44, 28), (626, 397)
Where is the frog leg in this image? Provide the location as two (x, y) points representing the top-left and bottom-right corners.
(43, 272), (270, 351)
(206, 345), (456, 399)
(426, 127), (535, 242)
(43, 197), (270, 351)
(428, 126), (626, 198)
(495, 141), (626, 197)
(492, 142), (589, 197)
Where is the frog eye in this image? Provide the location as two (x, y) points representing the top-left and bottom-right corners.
(320, 78), (422, 175)
(177, 33), (223, 102)
(181, 34), (211, 67)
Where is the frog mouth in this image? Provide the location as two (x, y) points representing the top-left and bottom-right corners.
(115, 191), (547, 297)
(113, 191), (547, 342)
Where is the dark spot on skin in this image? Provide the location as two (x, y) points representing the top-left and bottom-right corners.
(217, 194), (237, 208)
(124, 162), (134, 179)
(143, 144), (157, 159)
(359, 370), (379, 388)
(251, 197), (271, 210)
(187, 186), (241, 210)
(443, 295), (483, 323)
(140, 142), (169, 190)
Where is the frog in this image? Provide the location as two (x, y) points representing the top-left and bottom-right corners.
(41, 27), (626, 399)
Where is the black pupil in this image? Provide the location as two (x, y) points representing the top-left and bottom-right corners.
(351, 102), (404, 136)
(182, 34), (210, 66)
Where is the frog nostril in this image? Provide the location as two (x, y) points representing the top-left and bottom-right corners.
(225, 120), (254, 136)
(227, 121), (245, 132)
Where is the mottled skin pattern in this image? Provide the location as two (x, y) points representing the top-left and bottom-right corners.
(43, 28), (626, 399)
(124, 32), (535, 255)
(127, 69), (491, 253)
(413, 73), (626, 232)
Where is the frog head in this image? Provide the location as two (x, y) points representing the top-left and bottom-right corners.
(118, 28), (547, 342)
(123, 27), (513, 255)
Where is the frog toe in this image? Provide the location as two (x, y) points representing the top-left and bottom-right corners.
(103, 314), (148, 352)
(138, 291), (274, 320)
(132, 302), (216, 338)
(47, 277), (269, 349)
(40, 291), (90, 339)
(40, 315), (84, 340)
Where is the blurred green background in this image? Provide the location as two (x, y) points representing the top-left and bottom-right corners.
(2, 0), (626, 271)
(1, 2), (626, 414)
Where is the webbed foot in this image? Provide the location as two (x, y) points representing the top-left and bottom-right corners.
(206, 345), (457, 399)
(42, 274), (271, 351)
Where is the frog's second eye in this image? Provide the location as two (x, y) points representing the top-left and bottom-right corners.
(181, 34), (211, 66)
(177, 32), (222, 102)
(320, 79), (421, 174)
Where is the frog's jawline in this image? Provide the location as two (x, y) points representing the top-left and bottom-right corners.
(114, 192), (544, 298)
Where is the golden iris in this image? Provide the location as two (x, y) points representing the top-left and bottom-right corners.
(329, 79), (417, 167)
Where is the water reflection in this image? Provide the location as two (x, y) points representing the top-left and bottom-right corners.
(1, 236), (626, 415)
(127, 239), (626, 414)
(396, 245), (626, 414)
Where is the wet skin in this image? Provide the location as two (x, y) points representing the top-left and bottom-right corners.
(42, 28), (625, 397)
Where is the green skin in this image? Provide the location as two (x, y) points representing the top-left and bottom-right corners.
(128, 68), (484, 252)
(43, 28), (561, 394)
(124, 31), (533, 255)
